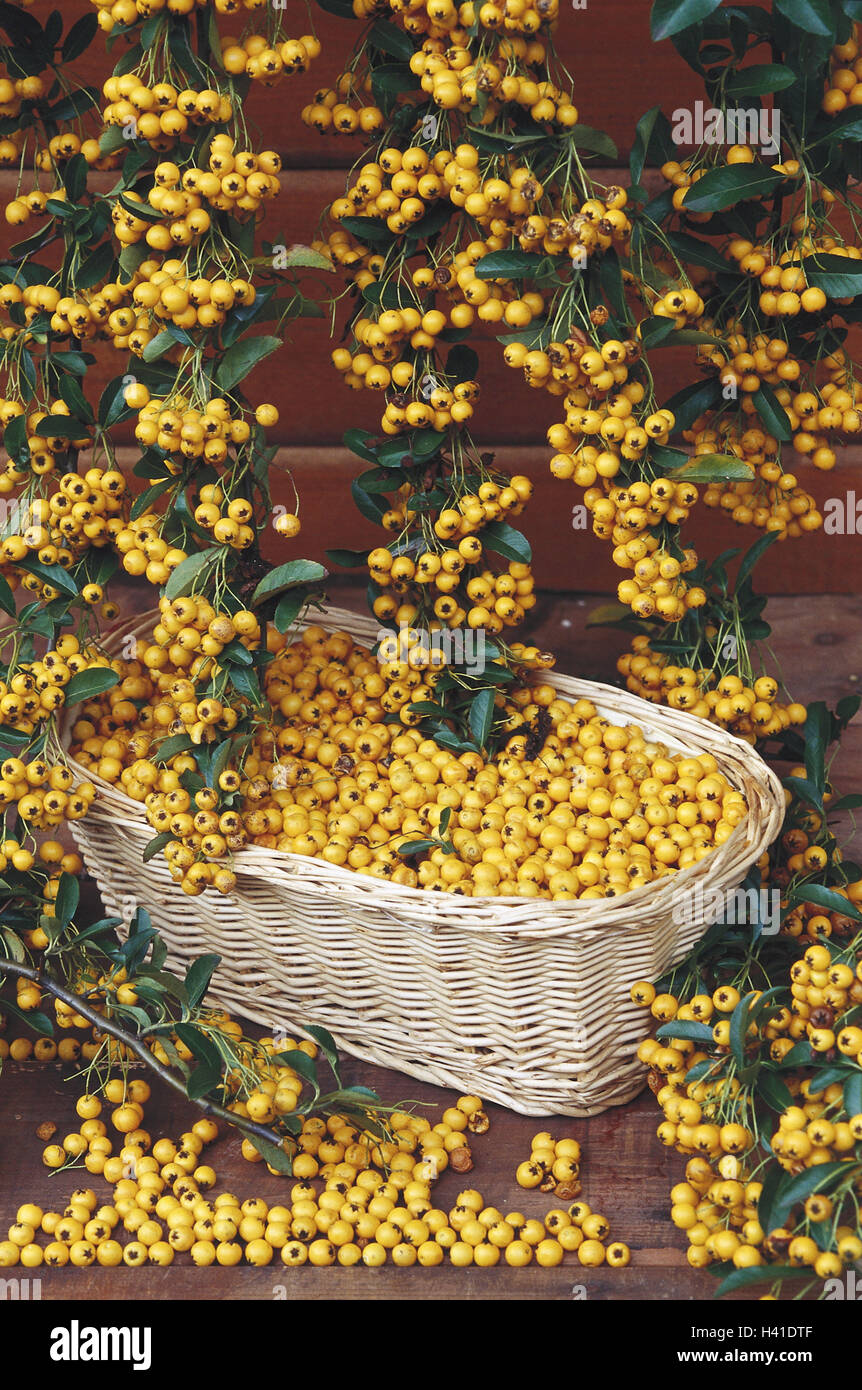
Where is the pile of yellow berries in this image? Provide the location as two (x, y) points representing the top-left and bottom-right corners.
(617, 638), (808, 741)
(0, 1057), (633, 1271)
(67, 619), (747, 898)
(515, 1131), (581, 1198)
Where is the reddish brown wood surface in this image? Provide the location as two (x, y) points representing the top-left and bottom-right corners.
(1, 588), (859, 1301)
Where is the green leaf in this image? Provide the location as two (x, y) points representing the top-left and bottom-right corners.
(74, 241), (116, 291)
(63, 154), (89, 205)
(351, 478), (386, 525)
(776, 1040), (814, 1069)
(63, 668), (120, 707)
(474, 249), (547, 279)
(17, 560), (77, 599)
(98, 374), (133, 429)
(338, 215), (394, 247)
(810, 1063), (855, 1091)
(274, 592), (307, 634)
(249, 1134), (294, 1175)
(54, 872), (80, 927)
(639, 315), (677, 348)
(175, 1021), (223, 1072)
(725, 63), (798, 97)
(757, 1068), (795, 1113)
(655, 1020), (715, 1043)
(0, 572), (15, 617)
(446, 344), (479, 380)
(728, 992), (757, 1067)
(305, 1024), (342, 1085)
(782, 775), (821, 810)
(469, 687), (495, 749)
(0, 999), (54, 1037)
(804, 252), (862, 299)
(803, 700), (829, 795)
(3, 412), (28, 465)
(670, 453), (754, 482)
(665, 230), (733, 275)
(35, 415), (89, 440)
(683, 164), (785, 214)
(184, 953), (221, 1010)
(368, 19), (415, 60)
(651, 0), (724, 41)
(567, 124), (618, 160)
(398, 839), (437, 856)
(164, 548), (220, 601)
(844, 1071), (862, 1117)
(274, 1049), (319, 1089)
(370, 62), (420, 99)
(586, 601), (637, 628)
(662, 376), (721, 431)
(219, 639), (253, 668)
(58, 373), (94, 423)
(630, 106), (673, 186)
(813, 108), (862, 145)
(770, 1162), (848, 1230)
(736, 528), (780, 587)
(752, 382), (793, 441)
(228, 665), (263, 706)
(713, 1264), (804, 1298)
(496, 321), (551, 349)
(167, 15), (203, 78)
(277, 244), (332, 272)
(130, 478), (173, 521)
(774, 0), (835, 36)
(343, 428), (379, 463)
(141, 329), (179, 364)
(62, 12), (98, 61)
(215, 335), (281, 392)
(252, 560), (326, 605)
(142, 831), (172, 863)
(325, 548), (369, 569)
(481, 521), (532, 563)
(0, 927), (27, 962)
(186, 1065), (223, 1102)
(789, 883), (862, 922)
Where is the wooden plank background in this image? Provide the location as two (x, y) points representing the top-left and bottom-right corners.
(1, 1), (860, 591)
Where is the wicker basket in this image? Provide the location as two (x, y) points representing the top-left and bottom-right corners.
(61, 604), (785, 1117)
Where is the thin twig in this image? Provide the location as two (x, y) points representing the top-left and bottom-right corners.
(0, 956), (293, 1155)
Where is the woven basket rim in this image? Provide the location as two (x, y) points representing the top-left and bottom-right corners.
(58, 602), (786, 935)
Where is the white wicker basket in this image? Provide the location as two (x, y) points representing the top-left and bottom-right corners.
(61, 605), (785, 1116)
